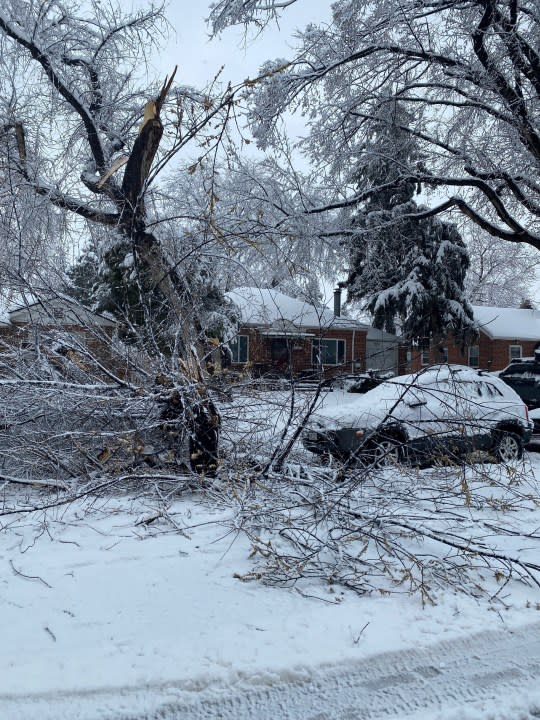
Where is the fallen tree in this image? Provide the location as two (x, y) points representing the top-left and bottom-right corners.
(0, 1), (244, 473)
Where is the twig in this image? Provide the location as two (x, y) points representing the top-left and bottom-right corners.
(10, 559), (52, 588)
(44, 626), (56, 642)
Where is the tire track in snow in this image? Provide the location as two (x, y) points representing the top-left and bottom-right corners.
(3, 621), (540, 720)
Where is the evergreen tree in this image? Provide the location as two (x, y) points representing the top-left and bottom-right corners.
(346, 99), (475, 344)
(66, 245), (100, 308)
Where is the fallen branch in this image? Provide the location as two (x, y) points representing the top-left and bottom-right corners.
(9, 559), (52, 588)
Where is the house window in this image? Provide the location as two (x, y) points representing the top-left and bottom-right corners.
(439, 347), (448, 363)
(509, 344), (522, 362)
(468, 345), (480, 368)
(230, 335), (249, 363)
(312, 338), (346, 366)
(420, 339), (430, 366)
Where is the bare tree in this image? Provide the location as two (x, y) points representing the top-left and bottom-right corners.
(466, 229), (540, 307)
(209, 0), (299, 34)
(210, 0), (540, 251)
(161, 153), (341, 296)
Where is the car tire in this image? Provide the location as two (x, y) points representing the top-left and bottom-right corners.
(370, 436), (401, 468)
(493, 430), (523, 464)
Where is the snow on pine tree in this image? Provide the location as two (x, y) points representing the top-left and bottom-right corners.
(346, 99), (475, 344)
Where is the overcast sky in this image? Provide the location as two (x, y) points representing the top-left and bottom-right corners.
(129, 3), (539, 305)
(143, 2), (330, 90)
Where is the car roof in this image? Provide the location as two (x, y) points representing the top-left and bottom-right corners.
(384, 364), (523, 400)
(393, 364), (488, 386)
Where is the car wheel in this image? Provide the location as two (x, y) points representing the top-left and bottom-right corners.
(494, 431), (523, 464)
(370, 436), (401, 468)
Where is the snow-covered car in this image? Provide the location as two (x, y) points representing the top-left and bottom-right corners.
(499, 357), (540, 409)
(302, 365), (533, 466)
(323, 369), (394, 394)
(528, 407), (540, 437)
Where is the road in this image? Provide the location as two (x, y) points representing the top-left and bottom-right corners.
(3, 621), (540, 720)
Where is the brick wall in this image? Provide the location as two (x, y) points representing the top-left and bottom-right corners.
(408, 331), (540, 373)
(231, 326), (367, 378)
(0, 323), (116, 376)
(486, 339), (538, 369)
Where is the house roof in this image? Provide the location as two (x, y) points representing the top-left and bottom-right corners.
(473, 305), (540, 341)
(0, 291), (115, 327)
(226, 287), (369, 332)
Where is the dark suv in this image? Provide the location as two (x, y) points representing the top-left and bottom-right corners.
(499, 357), (540, 409)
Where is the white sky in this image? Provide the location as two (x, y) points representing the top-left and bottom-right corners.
(143, 2), (330, 89)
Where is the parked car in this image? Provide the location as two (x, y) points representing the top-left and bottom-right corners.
(302, 365), (533, 466)
(528, 407), (540, 437)
(499, 357), (540, 409)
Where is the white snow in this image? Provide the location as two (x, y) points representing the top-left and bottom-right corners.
(473, 304), (540, 341)
(226, 286), (367, 330)
(305, 365), (530, 435)
(0, 462), (539, 720)
(1, 382), (540, 719)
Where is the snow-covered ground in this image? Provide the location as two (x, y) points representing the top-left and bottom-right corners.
(1, 389), (540, 718)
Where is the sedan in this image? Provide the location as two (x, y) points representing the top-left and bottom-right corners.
(302, 365), (533, 466)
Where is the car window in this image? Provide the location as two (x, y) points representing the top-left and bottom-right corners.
(418, 380), (462, 416)
(452, 380), (483, 398)
(502, 364), (536, 376)
(481, 382), (504, 398)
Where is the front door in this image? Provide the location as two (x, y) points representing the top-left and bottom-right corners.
(271, 339), (291, 373)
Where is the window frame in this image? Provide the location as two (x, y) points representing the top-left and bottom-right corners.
(468, 344), (480, 368)
(312, 338), (346, 366)
(229, 334), (249, 364)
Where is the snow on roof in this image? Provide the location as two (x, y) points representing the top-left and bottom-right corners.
(473, 305), (540, 341)
(0, 290), (115, 326)
(226, 287), (368, 331)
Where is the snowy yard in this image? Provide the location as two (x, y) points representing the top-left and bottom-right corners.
(2, 411), (540, 719)
(3, 0), (540, 717)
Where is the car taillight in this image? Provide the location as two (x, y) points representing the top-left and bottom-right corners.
(525, 404), (529, 421)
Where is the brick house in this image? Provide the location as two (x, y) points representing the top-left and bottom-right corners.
(0, 292), (116, 373)
(408, 305), (540, 372)
(225, 287), (370, 379)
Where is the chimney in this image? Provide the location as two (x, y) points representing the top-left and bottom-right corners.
(333, 286), (342, 317)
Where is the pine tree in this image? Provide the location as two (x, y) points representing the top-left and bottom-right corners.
(66, 245), (100, 308)
(346, 99), (475, 344)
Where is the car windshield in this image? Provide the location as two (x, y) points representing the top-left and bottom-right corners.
(502, 365), (528, 375)
(354, 376), (427, 408)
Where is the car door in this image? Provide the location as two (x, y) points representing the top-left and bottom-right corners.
(470, 379), (522, 449)
(413, 379), (466, 460)
(451, 379), (496, 451)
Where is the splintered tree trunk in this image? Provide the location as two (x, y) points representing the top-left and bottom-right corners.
(116, 76), (220, 474)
